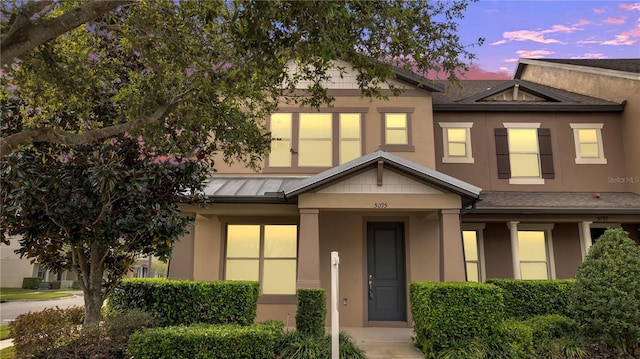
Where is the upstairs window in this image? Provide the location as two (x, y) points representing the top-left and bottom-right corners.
(378, 108), (415, 152)
(495, 123), (554, 185)
(439, 122), (474, 163)
(268, 111), (364, 170)
(570, 124), (606, 164)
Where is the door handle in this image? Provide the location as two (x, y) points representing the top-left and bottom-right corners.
(368, 274), (373, 299)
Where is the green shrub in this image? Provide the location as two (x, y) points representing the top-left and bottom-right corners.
(486, 279), (575, 320)
(410, 281), (505, 358)
(484, 320), (534, 359)
(569, 228), (640, 358)
(524, 314), (585, 359)
(127, 321), (284, 359)
(277, 331), (366, 359)
(10, 308), (158, 359)
(296, 288), (326, 337)
(10, 306), (84, 358)
(107, 279), (259, 326)
(21, 277), (42, 289)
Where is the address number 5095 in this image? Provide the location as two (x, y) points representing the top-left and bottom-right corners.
(374, 202), (388, 208)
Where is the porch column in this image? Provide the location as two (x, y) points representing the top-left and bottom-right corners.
(440, 209), (465, 281)
(298, 209), (321, 288)
(508, 221), (521, 279)
(579, 221), (593, 260)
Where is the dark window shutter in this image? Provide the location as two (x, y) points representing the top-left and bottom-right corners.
(538, 128), (555, 179)
(495, 128), (510, 179)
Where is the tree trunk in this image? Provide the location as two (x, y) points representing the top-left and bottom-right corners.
(83, 286), (104, 326)
(77, 244), (108, 326)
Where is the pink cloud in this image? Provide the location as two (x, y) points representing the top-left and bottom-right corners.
(602, 23), (640, 45)
(620, 3), (640, 11)
(504, 58), (520, 63)
(426, 64), (511, 80)
(492, 24), (582, 45)
(516, 49), (555, 58)
(604, 17), (625, 24)
(571, 53), (608, 59)
(574, 19), (592, 26)
(593, 8), (606, 14)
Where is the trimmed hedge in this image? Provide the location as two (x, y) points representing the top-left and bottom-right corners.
(410, 281), (505, 357)
(524, 314), (585, 358)
(486, 279), (575, 320)
(22, 277), (42, 289)
(107, 279), (259, 326)
(127, 321), (284, 359)
(296, 288), (326, 337)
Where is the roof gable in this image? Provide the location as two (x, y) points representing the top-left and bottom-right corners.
(433, 79), (624, 112)
(283, 150), (481, 201)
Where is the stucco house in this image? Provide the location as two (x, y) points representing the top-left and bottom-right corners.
(167, 58), (640, 327)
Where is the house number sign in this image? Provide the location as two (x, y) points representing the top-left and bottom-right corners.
(374, 202), (388, 208)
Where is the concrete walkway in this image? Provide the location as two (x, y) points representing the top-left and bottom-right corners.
(0, 338), (13, 350)
(342, 327), (424, 359)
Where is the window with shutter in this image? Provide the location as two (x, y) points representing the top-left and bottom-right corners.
(497, 123), (554, 185)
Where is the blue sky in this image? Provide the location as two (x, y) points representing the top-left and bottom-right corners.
(456, 0), (640, 78)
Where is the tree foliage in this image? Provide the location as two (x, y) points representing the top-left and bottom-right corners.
(1, 0), (482, 156)
(569, 228), (640, 358)
(0, 136), (209, 324)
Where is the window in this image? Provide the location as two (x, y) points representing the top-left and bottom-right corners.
(570, 124), (606, 164)
(268, 111), (364, 169)
(339, 113), (362, 164)
(225, 224), (297, 295)
(378, 108), (415, 152)
(517, 229), (555, 280)
(299, 114), (332, 167)
(440, 122), (474, 163)
(462, 224), (485, 282)
(496, 123), (554, 185)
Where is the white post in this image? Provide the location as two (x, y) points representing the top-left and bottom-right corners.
(508, 221), (521, 279)
(331, 251), (340, 359)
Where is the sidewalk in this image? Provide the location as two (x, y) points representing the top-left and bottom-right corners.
(0, 338), (13, 350)
(342, 327), (424, 359)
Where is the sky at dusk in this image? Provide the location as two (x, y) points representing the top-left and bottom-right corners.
(455, 0), (640, 79)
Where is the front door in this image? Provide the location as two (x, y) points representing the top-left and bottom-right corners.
(367, 222), (406, 321)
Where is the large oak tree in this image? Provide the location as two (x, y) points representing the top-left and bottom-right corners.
(1, 0), (482, 156)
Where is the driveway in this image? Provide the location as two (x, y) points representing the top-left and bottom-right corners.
(1, 291), (85, 323)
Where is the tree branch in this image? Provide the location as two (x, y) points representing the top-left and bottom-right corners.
(1, 100), (180, 156)
(1, 0), (133, 67)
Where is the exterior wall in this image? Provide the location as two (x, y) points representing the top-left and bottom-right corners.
(519, 64), (640, 194)
(482, 223), (513, 279)
(212, 89), (436, 175)
(435, 111), (628, 192)
(551, 223), (582, 279)
(1, 236), (35, 287)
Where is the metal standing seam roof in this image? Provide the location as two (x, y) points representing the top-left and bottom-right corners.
(474, 191), (640, 214)
(201, 176), (306, 202)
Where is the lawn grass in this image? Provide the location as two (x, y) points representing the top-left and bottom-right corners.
(0, 346), (14, 359)
(0, 326), (9, 341)
(0, 288), (74, 301)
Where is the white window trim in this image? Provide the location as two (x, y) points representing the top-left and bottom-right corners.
(462, 223), (486, 282)
(439, 122), (474, 163)
(570, 123), (607, 164)
(503, 122), (544, 185)
(517, 224), (556, 280)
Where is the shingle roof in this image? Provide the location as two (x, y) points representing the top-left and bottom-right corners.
(474, 191), (640, 214)
(530, 59), (640, 73)
(432, 79), (623, 112)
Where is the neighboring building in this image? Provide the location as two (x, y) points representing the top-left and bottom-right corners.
(165, 59), (639, 327)
(1, 236), (76, 287)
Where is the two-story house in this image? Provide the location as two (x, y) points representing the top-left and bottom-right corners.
(168, 58), (640, 328)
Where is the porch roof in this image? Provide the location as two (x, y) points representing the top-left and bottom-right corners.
(282, 150), (481, 200)
(473, 191), (640, 215)
(200, 151), (482, 205)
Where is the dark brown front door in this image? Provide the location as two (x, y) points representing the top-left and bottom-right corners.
(367, 222), (406, 321)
